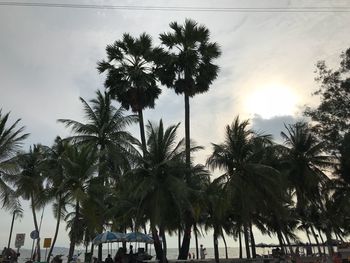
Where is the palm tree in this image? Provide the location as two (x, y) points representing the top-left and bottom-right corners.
(13, 145), (48, 261)
(125, 120), (190, 263)
(207, 116), (283, 258)
(45, 137), (70, 262)
(58, 90), (138, 181)
(97, 33), (161, 155)
(280, 122), (334, 254)
(60, 143), (98, 261)
(0, 109), (29, 210)
(157, 20), (221, 258)
(59, 91), (137, 261)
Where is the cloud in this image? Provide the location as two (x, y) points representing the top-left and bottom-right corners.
(251, 114), (306, 143)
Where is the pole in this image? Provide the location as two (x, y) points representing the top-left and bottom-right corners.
(45, 248), (48, 260)
(7, 211), (16, 248)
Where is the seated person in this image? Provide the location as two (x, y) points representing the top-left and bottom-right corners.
(105, 254), (113, 263)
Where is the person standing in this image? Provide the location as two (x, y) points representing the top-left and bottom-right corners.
(200, 245), (207, 259)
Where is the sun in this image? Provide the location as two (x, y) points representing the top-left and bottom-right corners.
(244, 84), (299, 119)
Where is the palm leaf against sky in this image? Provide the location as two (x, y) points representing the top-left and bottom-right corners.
(58, 90), (139, 177)
(280, 122), (333, 208)
(0, 110), (29, 210)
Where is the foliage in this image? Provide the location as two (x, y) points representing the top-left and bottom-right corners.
(305, 48), (350, 152)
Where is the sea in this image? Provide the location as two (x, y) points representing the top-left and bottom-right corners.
(15, 247), (271, 263)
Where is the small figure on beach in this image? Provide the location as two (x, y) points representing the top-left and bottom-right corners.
(105, 254), (113, 263)
(129, 245), (133, 255)
(200, 244), (207, 259)
(305, 243), (312, 256)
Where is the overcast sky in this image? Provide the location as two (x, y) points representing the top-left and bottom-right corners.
(1, 0), (350, 251)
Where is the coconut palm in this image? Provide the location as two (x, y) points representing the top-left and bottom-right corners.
(280, 122), (334, 254)
(125, 120), (190, 263)
(60, 143), (98, 261)
(45, 137), (70, 262)
(158, 19), (221, 258)
(97, 33), (161, 155)
(207, 116), (283, 258)
(58, 90), (138, 181)
(0, 110), (29, 210)
(12, 144), (49, 261)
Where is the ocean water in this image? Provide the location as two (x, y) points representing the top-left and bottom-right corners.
(15, 247), (271, 263)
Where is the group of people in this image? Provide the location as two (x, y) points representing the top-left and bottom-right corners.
(102, 245), (135, 263)
(188, 245), (207, 260)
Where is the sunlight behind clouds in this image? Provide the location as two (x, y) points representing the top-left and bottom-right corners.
(244, 84), (300, 119)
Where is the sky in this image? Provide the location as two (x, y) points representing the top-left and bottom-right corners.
(0, 0), (350, 251)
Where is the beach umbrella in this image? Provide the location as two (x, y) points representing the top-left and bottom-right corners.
(124, 232), (154, 244)
(92, 231), (125, 245)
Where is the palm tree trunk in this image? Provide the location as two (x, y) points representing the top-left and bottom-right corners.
(276, 229), (285, 254)
(178, 92), (192, 260)
(249, 222), (256, 258)
(138, 109), (147, 157)
(325, 227), (334, 255)
(7, 210), (16, 248)
(160, 226), (167, 260)
(30, 193), (41, 261)
(47, 194), (62, 262)
(68, 201), (79, 261)
(238, 230), (243, 259)
(221, 230), (228, 259)
(151, 225), (164, 263)
(283, 232), (294, 255)
(90, 243), (94, 263)
(243, 223), (251, 259)
(178, 221), (192, 260)
(194, 224), (199, 259)
(213, 227), (219, 263)
(318, 229), (326, 254)
(184, 94), (190, 178)
(310, 225), (322, 255)
(178, 229), (181, 255)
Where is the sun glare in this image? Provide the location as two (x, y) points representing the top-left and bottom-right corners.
(245, 84), (299, 119)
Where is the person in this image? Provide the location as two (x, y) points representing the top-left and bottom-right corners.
(129, 245), (133, 255)
(200, 244), (207, 259)
(105, 254), (113, 263)
(192, 253), (195, 259)
(114, 248), (124, 263)
(306, 243), (312, 256)
(188, 253), (191, 259)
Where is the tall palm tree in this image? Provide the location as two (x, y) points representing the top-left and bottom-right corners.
(125, 120), (190, 263)
(0, 109), (29, 210)
(12, 145), (48, 261)
(59, 91), (137, 261)
(280, 122), (334, 254)
(97, 33), (161, 155)
(45, 137), (70, 262)
(207, 116), (283, 258)
(60, 143), (98, 261)
(158, 20), (221, 258)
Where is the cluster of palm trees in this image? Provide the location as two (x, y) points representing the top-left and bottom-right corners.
(0, 19), (349, 263)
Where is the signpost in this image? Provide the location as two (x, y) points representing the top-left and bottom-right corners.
(14, 233), (25, 253)
(30, 230), (39, 260)
(43, 238), (52, 259)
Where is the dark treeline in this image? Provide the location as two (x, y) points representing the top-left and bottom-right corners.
(0, 19), (349, 263)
